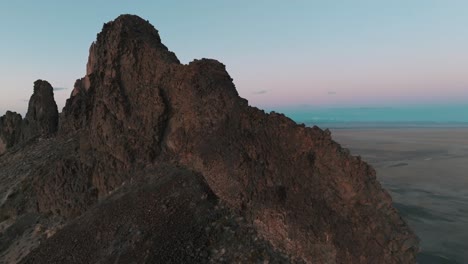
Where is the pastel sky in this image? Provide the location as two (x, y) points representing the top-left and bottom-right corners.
(1, 1), (468, 119)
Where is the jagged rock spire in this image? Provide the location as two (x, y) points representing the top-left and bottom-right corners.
(0, 80), (58, 155)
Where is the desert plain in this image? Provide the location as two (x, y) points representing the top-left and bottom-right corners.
(332, 128), (468, 264)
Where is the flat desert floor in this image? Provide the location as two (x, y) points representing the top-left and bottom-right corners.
(332, 128), (468, 264)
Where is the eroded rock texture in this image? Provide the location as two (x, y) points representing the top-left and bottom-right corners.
(22, 80), (59, 140)
(0, 80), (58, 155)
(0, 15), (418, 263)
(0, 111), (22, 155)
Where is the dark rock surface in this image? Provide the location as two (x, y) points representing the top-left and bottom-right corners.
(0, 14), (418, 263)
(22, 166), (294, 264)
(0, 80), (58, 155)
(22, 80), (59, 140)
(0, 111), (22, 155)
(0, 136), (76, 262)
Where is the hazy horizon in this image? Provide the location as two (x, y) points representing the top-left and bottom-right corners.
(276, 104), (468, 126)
(3, 96), (467, 127)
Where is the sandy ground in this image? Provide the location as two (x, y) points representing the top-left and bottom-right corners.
(332, 128), (468, 264)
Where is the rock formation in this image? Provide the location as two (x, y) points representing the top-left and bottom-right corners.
(22, 80), (59, 140)
(0, 111), (22, 154)
(0, 15), (419, 263)
(0, 80), (58, 155)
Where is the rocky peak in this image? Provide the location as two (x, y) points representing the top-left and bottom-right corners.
(61, 16), (191, 168)
(23, 80), (59, 139)
(26, 80), (58, 125)
(0, 111), (22, 155)
(87, 14), (179, 76)
(62, 14), (180, 135)
(0, 80), (58, 155)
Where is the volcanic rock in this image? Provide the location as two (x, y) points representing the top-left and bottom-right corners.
(0, 111), (22, 155)
(0, 80), (58, 155)
(22, 80), (59, 140)
(22, 166), (293, 263)
(0, 14), (419, 263)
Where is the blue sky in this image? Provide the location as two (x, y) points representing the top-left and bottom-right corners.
(1, 1), (467, 122)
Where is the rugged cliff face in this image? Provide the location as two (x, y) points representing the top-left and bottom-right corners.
(0, 15), (418, 263)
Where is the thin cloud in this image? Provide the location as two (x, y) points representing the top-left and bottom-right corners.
(253, 90), (269, 95)
(53, 87), (68, 91)
(327, 91), (337, 95)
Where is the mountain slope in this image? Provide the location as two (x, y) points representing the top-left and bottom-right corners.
(0, 15), (418, 263)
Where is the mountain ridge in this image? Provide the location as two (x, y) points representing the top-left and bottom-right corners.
(0, 14), (418, 263)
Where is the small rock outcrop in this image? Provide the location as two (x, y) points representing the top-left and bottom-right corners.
(22, 80), (59, 140)
(0, 111), (22, 154)
(0, 80), (58, 155)
(0, 15), (419, 263)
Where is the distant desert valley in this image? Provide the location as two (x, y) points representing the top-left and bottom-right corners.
(333, 128), (468, 264)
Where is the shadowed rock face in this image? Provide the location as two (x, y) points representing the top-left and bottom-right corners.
(1, 15), (418, 263)
(0, 111), (22, 154)
(0, 80), (58, 155)
(22, 80), (59, 140)
(22, 167), (293, 264)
